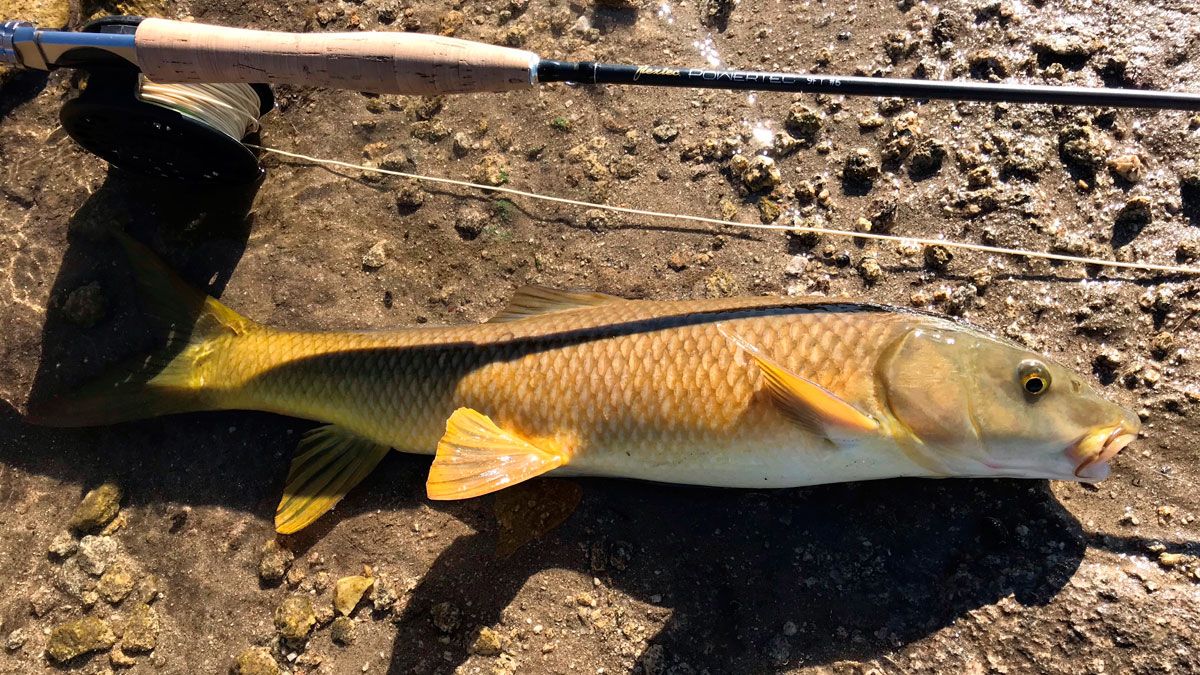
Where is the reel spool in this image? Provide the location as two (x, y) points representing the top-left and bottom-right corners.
(59, 16), (274, 184)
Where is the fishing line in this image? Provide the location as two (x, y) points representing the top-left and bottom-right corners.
(249, 145), (1200, 278)
(136, 79), (263, 139)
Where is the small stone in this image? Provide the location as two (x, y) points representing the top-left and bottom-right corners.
(98, 560), (136, 604)
(651, 124), (679, 143)
(233, 647), (282, 675)
(6, 628), (27, 651)
(1115, 196), (1153, 228)
(334, 575), (375, 616)
(785, 105), (823, 141)
(275, 595), (317, 642)
(773, 132), (801, 155)
(362, 240), (389, 270)
(842, 148), (880, 186)
(667, 251), (689, 271)
(757, 198), (782, 223)
(120, 604), (159, 653)
(431, 602), (460, 633)
(703, 269), (739, 298)
(77, 536), (120, 576)
(924, 245), (953, 271)
(1176, 241), (1200, 262)
(471, 626), (503, 656)
(46, 617), (116, 663)
(1032, 35), (1095, 65)
(62, 282), (107, 328)
(48, 532), (78, 559)
(1059, 124), (1109, 172)
(258, 540), (293, 586)
(472, 154), (510, 186)
(438, 10), (464, 35)
(455, 207), (489, 240)
(331, 616), (356, 646)
(909, 138), (947, 177)
(741, 155), (781, 192)
(1108, 154), (1143, 183)
(395, 179), (426, 209)
(68, 483), (122, 534)
(698, 0), (735, 28)
(858, 113), (886, 130)
(857, 256), (883, 285)
(968, 50), (1009, 80)
(1158, 552), (1185, 568)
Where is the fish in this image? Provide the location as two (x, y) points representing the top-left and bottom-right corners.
(28, 234), (1142, 534)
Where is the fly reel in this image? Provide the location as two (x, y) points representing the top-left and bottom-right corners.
(56, 16), (273, 184)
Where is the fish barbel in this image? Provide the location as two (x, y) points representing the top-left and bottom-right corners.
(29, 235), (1141, 533)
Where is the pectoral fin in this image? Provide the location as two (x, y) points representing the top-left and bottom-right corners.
(275, 425), (392, 534)
(427, 408), (566, 500)
(719, 325), (879, 440)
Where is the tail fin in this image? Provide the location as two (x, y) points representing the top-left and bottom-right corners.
(26, 233), (258, 428)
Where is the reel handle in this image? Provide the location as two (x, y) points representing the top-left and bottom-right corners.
(134, 18), (539, 95)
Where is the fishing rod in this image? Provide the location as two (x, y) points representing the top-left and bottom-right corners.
(5, 15), (1200, 183)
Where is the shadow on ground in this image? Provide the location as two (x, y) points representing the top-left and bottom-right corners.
(374, 474), (1088, 673)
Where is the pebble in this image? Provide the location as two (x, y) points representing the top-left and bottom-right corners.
(48, 532), (78, 559)
(431, 601), (461, 633)
(905, 137), (945, 177)
(45, 617), (116, 663)
(842, 148), (880, 186)
(274, 595), (317, 642)
(5, 628), (26, 652)
(740, 155), (783, 192)
(471, 626), (504, 656)
(77, 536), (120, 576)
(968, 50), (1009, 80)
(651, 124), (679, 143)
(857, 256), (883, 285)
(1108, 154), (1144, 182)
(362, 240), (389, 270)
(69, 483), (122, 534)
(1059, 124), (1109, 172)
(97, 560), (136, 604)
(62, 282), (107, 328)
(233, 647), (282, 675)
(785, 105), (823, 141)
(923, 245), (953, 271)
(394, 179), (426, 209)
(331, 616), (356, 646)
(120, 604), (159, 653)
(258, 540), (293, 586)
(334, 574), (375, 616)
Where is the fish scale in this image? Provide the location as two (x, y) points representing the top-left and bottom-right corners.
(210, 297), (916, 484)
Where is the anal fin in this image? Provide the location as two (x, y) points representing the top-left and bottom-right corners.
(427, 408), (567, 500)
(719, 324), (879, 441)
(275, 425), (392, 534)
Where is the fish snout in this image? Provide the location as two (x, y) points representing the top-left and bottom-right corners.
(1069, 417), (1140, 481)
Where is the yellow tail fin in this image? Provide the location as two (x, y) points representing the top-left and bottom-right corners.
(26, 232), (258, 427)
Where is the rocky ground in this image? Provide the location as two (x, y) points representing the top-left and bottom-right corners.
(3, 0), (1200, 673)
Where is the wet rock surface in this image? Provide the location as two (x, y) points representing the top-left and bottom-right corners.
(2, 0), (1200, 673)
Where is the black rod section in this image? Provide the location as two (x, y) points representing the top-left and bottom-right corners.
(537, 60), (1200, 111)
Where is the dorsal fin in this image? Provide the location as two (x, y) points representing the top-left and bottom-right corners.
(488, 285), (623, 323)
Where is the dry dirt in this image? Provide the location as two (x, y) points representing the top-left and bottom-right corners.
(2, 0), (1200, 673)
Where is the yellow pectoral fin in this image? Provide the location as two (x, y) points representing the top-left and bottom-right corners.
(719, 325), (879, 440)
(275, 425), (392, 534)
(426, 408), (566, 500)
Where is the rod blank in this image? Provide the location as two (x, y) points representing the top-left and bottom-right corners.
(537, 60), (1200, 111)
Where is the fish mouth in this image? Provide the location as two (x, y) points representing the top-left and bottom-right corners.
(1068, 421), (1139, 482)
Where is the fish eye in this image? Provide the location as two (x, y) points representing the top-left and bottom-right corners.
(1018, 360), (1051, 397)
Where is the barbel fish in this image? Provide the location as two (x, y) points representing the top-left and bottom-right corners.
(29, 235), (1141, 533)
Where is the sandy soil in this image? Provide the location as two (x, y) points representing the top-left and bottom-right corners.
(2, 0), (1199, 673)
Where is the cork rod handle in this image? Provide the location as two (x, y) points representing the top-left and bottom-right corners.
(134, 18), (539, 95)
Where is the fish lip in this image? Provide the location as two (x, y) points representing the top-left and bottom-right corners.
(1069, 422), (1138, 481)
